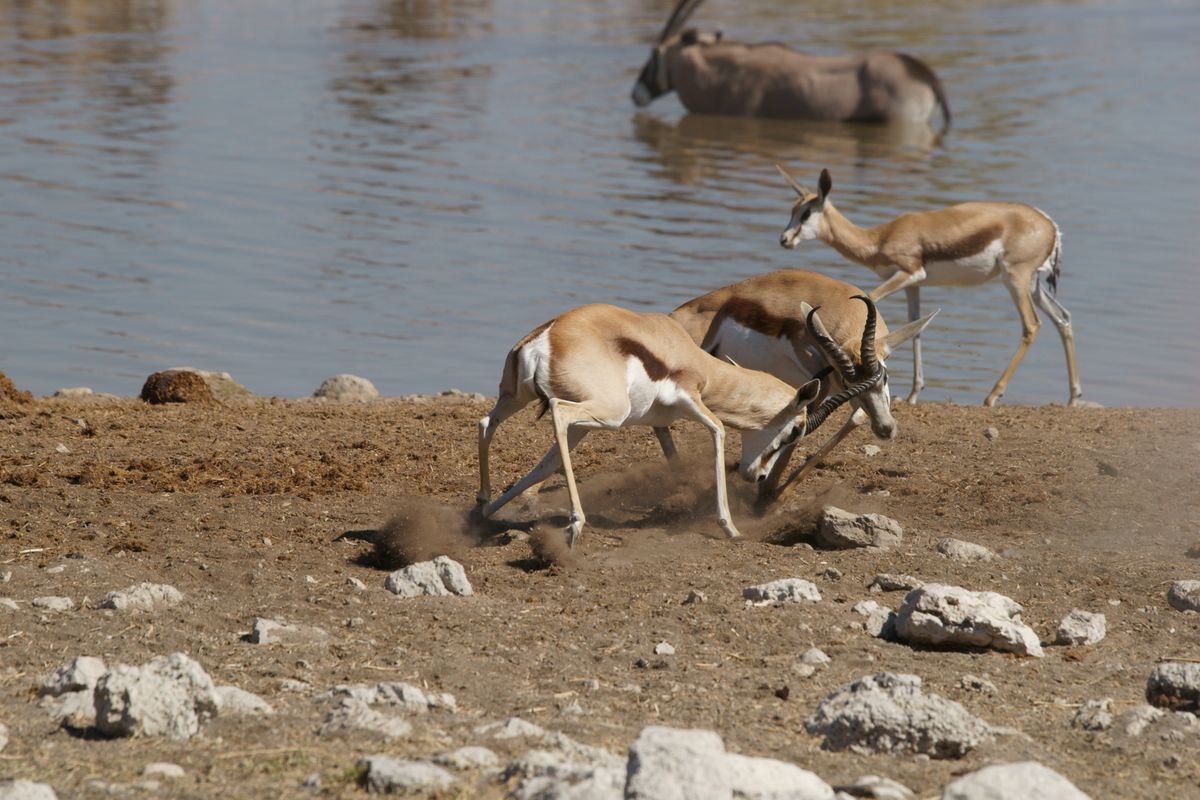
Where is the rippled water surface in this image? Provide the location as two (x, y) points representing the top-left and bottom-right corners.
(1, 0), (1197, 405)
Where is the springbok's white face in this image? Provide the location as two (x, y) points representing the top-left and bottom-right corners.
(738, 379), (821, 482)
(780, 195), (824, 247)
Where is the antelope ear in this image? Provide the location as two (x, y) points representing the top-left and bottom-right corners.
(681, 28), (699, 45)
(817, 168), (832, 204)
(795, 378), (822, 408)
(880, 309), (939, 357)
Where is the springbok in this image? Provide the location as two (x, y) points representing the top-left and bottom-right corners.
(631, 0), (950, 127)
(476, 303), (883, 548)
(777, 165), (1082, 407)
(662, 271), (935, 498)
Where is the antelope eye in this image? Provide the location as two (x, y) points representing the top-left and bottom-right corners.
(800, 209), (811, 222)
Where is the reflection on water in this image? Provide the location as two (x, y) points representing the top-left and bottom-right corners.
(0, 0), (1196, 406)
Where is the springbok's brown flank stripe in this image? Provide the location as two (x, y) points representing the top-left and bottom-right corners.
(924, 224), (1003, 261)
(716, 298), (806, 341)
(616, 337), (672, 381)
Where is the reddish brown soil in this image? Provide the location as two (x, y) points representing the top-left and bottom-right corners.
(1, 393), (1198, 798)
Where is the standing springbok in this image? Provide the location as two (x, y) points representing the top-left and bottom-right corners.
(777, 165), (1082, 406)
(476, 303), (883, 548)
(632, 0), (950, 127)
(661, 271), (935, 498)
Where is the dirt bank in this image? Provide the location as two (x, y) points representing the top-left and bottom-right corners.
(1, 393), (1198, 798)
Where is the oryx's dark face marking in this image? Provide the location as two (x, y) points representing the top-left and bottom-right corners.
(632, 47), (668, 107)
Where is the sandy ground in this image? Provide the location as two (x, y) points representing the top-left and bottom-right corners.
(1, 386), (1198, 798)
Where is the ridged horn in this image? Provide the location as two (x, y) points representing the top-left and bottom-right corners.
(853, 295), (880, 375)
(805, 305), (856, 380)
(775, 163), (810, 198)
(802, 366), (886, 436)
(659, 0), (706, 43)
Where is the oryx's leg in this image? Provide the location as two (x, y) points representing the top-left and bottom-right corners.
(477, 393), (530, 506)
(678, 395), (739, 539)
(653, 426), (680, 464)
(481, 425), (589, 520)
(774, 408), (868, 501)
(904, 286), (924, 404)
(984, 267), (1042, 407)
(1031, 271), (1083, 406)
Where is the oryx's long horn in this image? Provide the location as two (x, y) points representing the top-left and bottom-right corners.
(803, 366), (886, 436)
(775, 163), (810, 198)
(659, 0), (706, 43)
(805, 305), (856, 380)
(853, 295), (881, 375)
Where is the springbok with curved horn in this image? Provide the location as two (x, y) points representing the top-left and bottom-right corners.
(632, 0), (950, 127)
(476, 303), (881, 548)
(777, 165), (1082, 407)
(661, 271), (935, 498)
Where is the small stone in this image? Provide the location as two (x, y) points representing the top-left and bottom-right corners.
(834, 775), (915, 799)
(384, 556), (473, 598)
(1072, 699), (1112, 731)
(743, 578), (821, 605)
(313, 374), (379, 402)
(959, 675), (997, 695)
(983, 427), (999, 441)
(682, 589), (706, 605)
(801, 648), (831, 666)
(474, 717), (547, 739)
(868, 574), (923, 593)
(320, 699), (412, 739)
(0, 781), (58, 800)
(248, 618), (329, 645)
(0, 599), (16, 611)
(101, 583), (183, 612)
(654, 641), (675, 656)
(31, 596), (73, 612)
(0, 723), (7, 753)
(357, 756), (454, 792)
(1117, 704), (1164, 737)
(54, 443), (70, 454)
(1167, 580), (1200, 612)
(346, 577), (366, 590)
(894, 584), (1043, 658)
(936, 538), (996, 562)
(791, 663), (817, 678)
(304, 575), (317, 585)
(1055, 610), (1106, 646)
(54, 387), (94, 398)
(94, 652), (220, 741)
(214, 686), (273, 716)
(942, 761), (1089, 800)
(0, 571), (10, 583)
(142, 763), (185, 779)
(860, 444), (882, 456)
(1146, 661), (1200, 713)
(44, 565), (65, 574)
(434, 746), (499, 770)
(818, 507), (903, 550)
(818, 566), (843, 581)
(279, 678), (311, 692)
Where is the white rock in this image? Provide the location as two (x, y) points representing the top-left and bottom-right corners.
(743, 578), (821, 605)
(1055, 610), (1106, 646)
(805, 672), (992, 758)
(142, 763), (185, 779)
(818, 507), (903, 550)
(313, 374), (379, 402)
(1167, 580), (1200, 612)
(834, 775), (915, 800)
(357, 756), (454, 792)
(41, 657), (107, 696)
(506, 734), (626, 798)
(39, 690), (96, 727)
(0, 571), (10, 583)
(860, 444), (882, 457)
(959, 675), (997, 695)
(384, 556), (473, 598)
(936, 538), (995, 562)
(895, 584), (1043, 657)
(214, 686), (273, 716)
(94, 653), (220, 741)
(983, 427), (1000, 441)
(30, 596), (73, 612)
(654, 641), (675, 656)
(434, 746), (499, 770)
(1072, 699), (1112, 731)
(317, 681), (454, 712)
(100, 583), (182, 612)
(248, 618), (329, 645)
(0, 599), (16, 611)
(346, 577), (366, 590)
(941, 761), (1090, 799)
(53, 387), (94, 398)
(801, 648), (831, 666)
(1146, 661), (1200, 713)
(683, 589), (706, 605)
(626, 726), (834, 800)
(0, 723), (6, 753)
(1117, 704), (1165, 737)
(475, 717), (547, 740)
(319, 700), (412, 739)
(0, 781), (58, 800)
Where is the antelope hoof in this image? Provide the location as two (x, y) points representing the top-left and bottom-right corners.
(720, 520), (741, 539)
(983, 394), (1000, 407)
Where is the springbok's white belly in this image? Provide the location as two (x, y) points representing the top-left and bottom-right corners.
(920, 239), (1005, 287)
(706, 318), (819, 386)
(622, 356), (688, 427)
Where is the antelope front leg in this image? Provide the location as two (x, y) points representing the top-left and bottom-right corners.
(904, 286), (924, 404)
(985, 272), (1042, 407)
(686, 400), (739, 539)
(476, 394), (525, 506)
(549, 399), (589, 549)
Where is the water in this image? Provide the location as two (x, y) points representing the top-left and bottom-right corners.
(1, 0), (1197, 406)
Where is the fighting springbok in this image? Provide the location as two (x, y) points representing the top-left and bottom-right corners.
(632, 0), (950, 127)
(476, 303), (882, 548)
(661, 271), (935, 498)
(777, 165), (1082, 407)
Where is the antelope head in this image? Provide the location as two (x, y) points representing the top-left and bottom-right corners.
(800, 297), (939, 439)
(778, 165), (832, 248)
(740, 298), (890, 480)
(631, 0), (717, 107)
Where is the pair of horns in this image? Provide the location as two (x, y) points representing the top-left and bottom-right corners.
(802, 297), (884, 436)
(776, 164), (832, 200)
(658, 0), (706, 43)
